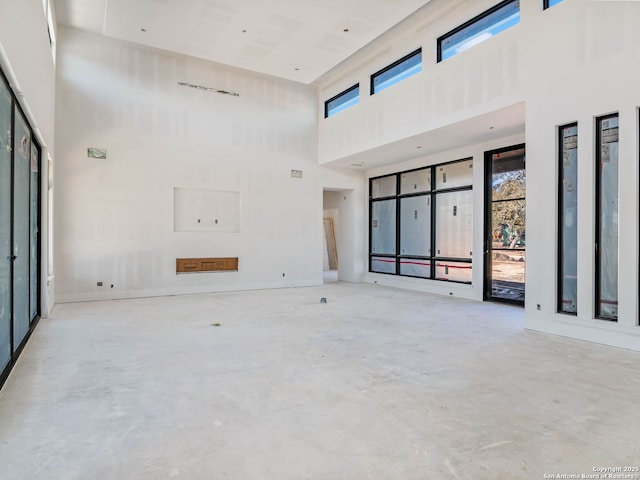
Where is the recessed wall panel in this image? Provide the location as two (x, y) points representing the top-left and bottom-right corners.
(174, 188), (240, 233)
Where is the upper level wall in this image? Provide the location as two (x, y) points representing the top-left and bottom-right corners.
(317, 0), (631, 165)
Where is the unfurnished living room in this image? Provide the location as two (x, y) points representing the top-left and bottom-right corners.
(0, 0), (639, 479)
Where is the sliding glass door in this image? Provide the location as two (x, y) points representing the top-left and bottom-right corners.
(13, 108), (32, 348)
(0, 68), (41, 389)
(0, 75), (11, 374)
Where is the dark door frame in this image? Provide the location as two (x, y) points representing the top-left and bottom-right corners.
(483, 143), (526, 306)
(0, 66), (42, 391)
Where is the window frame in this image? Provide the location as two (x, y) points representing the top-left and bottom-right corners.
(437, 0), (520, 63)
(370, 48), (422, 95)
(369, 158), (473, 284)
(324, 84), (359, 119)
(594, 113), (619, 321)
(543, 0), (564, 9)
(557, 122), (578, 315)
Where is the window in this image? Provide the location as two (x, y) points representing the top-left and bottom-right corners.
(324, 84), (359, 118)
(558, 123), (578, 314)
(544, 0), (564, 9)
(370, 175), (397, 273)
(369, 159), (473, 284)
(371, 49), (422, 95)
(438, 0), (520, 62)
(485, 146), (526, 304)
(595, 114), (619, 321)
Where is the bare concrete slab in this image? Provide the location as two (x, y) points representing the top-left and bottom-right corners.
(1, 282), (638, 479)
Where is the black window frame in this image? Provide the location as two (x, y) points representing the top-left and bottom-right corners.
(324, 83), (359, 119)
(557, 122), (578, 315)
(370, 48), (422, 95)
(369, 158), (473, 284)
(437, 0), (520, 63)
(594, 113), (619, 322)
(0, 65), (42, 391)
(482, 144), (526, 306)
(543, 0), (564, 10)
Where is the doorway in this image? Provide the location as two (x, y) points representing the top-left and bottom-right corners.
(484, 144), (526, 305)
(323, 190), (343, 284)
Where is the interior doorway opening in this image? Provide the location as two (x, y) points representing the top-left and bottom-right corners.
(322, 190), (342, 284)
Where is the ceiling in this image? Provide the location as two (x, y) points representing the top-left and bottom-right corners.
(54, 0), (432, 84)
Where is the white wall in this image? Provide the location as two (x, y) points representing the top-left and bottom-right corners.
(54, 28), (363, 302)
(0, 0), (56, 315)
(317, 0), (640, 350)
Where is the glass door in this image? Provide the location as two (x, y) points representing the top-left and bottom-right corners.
(0, 68), (41, 390)
(484, 145), (526, 305)
(0, 76), (11, 374)
(12, 107), (31, 349)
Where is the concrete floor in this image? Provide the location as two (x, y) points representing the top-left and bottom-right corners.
(1, 282), (639, 480)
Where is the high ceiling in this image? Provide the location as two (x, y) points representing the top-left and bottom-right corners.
(54, 0), (432, 84)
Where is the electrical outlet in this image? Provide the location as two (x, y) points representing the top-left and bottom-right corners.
(97, 281), (103, 287)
